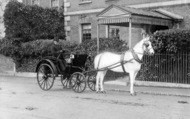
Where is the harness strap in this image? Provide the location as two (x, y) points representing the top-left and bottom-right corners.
(131, 49), (143, 64)
(120, 53), (127, 74)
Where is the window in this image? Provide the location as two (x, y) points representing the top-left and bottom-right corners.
(81, 0), (91, 2)
(79, 0), (92, 5)
(82, 24), (91, 41)
(105, 0), (119, 2)
(51, 0), (59, 9)
(32, 0), (39, 5)
(109, 28), (120, 39)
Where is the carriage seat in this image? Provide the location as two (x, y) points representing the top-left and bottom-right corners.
(71, 54), (88, 68)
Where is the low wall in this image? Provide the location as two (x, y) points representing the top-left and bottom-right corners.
(0, 54), (15, 74)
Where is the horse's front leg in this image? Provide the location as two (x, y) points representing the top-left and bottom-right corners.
(99, 76), (106, 93)
(129, 71), (138, 96)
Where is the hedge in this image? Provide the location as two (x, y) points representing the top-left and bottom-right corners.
(0, 37), (128, 72)
(3, 1), (65, 42)
(151, 29), (190, 53)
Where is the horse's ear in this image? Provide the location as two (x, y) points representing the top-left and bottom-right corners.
(143, 35), (150, 41)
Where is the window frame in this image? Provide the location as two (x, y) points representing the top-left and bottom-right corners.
(81, 23), (92, 42)
(32, 0), (39, 5)
(51, 0), (59, 9)
(79, 0), (92, 5)
(109, 28), (120, 39)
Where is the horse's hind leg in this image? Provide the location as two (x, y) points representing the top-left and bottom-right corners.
(96, 72), (101, 92)
(99, 71), (107, 93)
(96, 71), (106, 93)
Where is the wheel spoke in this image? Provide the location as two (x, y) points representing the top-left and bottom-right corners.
(46, 80), (51, 88)
(73, 84), (77, 90)
(39, 79), (45, 86)
(42, 80), (46, 89)
(44, 80), (47, 90)
(77, 84), (80, 92)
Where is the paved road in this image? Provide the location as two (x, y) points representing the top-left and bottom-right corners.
(0, 76), (190, 119)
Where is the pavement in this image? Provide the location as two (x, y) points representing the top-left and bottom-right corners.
(1, 75), (190, 119)
(105, 79), (190, 97)
(0, 72), (190, 97)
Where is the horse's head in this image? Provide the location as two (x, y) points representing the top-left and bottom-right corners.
(142, 36), (154, 55)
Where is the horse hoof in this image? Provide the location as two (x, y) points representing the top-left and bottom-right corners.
(96, 91), (101, 93)
(100, 91), (106, 94)
(130, 92), (137, 96)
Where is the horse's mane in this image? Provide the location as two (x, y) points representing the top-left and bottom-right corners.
(98, 50), (129, 55)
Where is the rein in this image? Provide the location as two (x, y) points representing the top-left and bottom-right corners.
(95, 48), (146, 73)
(130, 49), (143, 64)
(120, 52), (127, 73)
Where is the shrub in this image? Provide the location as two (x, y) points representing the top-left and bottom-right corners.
(74, 38), (128, 60)
(152, 29), (190, 53)
(0, 37), (128, 72)
(3, 1), (65, 42)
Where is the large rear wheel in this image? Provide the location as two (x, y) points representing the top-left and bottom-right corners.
(37, 64), (55, 91)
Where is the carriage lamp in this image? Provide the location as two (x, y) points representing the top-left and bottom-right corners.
(70, 54), (75, 59)
(65, 54), (75, 63)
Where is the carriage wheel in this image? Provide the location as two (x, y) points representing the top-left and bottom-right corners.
(70, 72), (86, 93)
(87, 74), (96, 91)
(37, 64), (55, 91)
(61, 75), (72, 89)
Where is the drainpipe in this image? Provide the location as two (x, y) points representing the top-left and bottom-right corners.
(97, 21), (100, 54)
(128, 17), (132, 48)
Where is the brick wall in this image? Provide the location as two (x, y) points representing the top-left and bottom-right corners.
(69, 13), (142, 47)
(69, 13), (107, 43)
(67, 0), (172, 12)
(160, 5), (190, 29)
(24, 0), (64, 8)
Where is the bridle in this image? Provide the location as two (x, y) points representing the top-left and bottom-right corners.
(142, 40), (154, 55)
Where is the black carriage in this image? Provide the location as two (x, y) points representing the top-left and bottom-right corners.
(35, 49), (96, 93)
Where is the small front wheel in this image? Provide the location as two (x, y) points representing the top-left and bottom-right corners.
(87, 74), (96, 91)
(70, 72), (86, 93)
(37, 64), (55, 91)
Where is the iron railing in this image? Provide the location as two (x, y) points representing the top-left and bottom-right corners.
(136, 53), (190, 84)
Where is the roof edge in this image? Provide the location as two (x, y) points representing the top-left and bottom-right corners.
(155, 9), (183, 21)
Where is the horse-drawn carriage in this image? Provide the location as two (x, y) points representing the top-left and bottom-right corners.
(35, 49), (96, 93)
(36, 36), (154, 95)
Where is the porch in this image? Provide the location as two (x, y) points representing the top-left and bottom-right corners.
(96, 5), (183, 52)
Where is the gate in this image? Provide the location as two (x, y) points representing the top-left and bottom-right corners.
(136, 53), (190, 84)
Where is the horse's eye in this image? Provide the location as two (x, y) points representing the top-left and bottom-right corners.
(145, 43), (149, 47)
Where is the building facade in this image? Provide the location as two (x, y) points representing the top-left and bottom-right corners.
(24, 0), (190, 47)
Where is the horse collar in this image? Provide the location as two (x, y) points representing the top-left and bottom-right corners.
(131, 49), (143, 64)
(120, 53), (127, 74)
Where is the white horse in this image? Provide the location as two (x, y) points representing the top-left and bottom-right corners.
(94, 36), (154, 95)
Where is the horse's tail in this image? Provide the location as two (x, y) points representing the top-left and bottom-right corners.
(94, 53), (103, 70)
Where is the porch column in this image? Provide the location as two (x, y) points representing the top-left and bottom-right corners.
(105, 25), (110, 38)
(129, 17), (132, 48)
(97, 23), (100, 54)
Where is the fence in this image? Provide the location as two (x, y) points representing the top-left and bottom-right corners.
(136, 53), (190, 84)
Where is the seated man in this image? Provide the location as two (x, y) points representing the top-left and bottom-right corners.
(50, 37), (66, 72)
